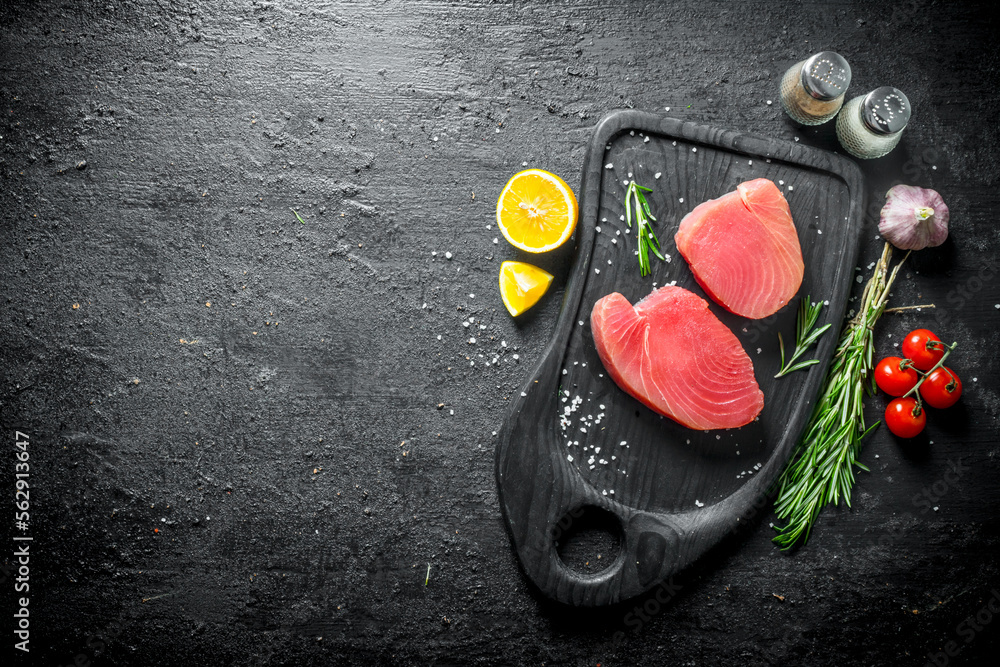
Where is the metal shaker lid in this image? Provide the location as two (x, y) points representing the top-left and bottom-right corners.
(800, 51), (851, 100)
(861, 87), (911, 135)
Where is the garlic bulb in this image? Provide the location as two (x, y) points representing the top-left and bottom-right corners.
(879, 185), (949, 251)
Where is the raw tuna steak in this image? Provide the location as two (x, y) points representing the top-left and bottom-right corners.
(674, 178), (804, 319)
(591, 286), (764, 430)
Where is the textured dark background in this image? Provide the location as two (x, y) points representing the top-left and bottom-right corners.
(2, 0), (999, 665)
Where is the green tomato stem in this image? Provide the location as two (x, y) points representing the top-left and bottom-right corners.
(903, 341), (958, 405)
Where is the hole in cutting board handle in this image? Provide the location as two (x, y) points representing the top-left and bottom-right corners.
(553, 505), (623, 576)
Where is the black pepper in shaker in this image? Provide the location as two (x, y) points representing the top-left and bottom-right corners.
(779, 52), (852, 125)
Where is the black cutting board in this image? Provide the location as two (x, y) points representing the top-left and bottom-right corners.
(495, 110), (865, 606)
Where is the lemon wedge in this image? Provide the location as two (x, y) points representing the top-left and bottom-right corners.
(499, 261), (554, 317)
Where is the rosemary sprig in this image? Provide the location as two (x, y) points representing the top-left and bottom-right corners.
(773, 242), (910, 549)
(624, 181), (665, 277)
(775, 296), (832, 378)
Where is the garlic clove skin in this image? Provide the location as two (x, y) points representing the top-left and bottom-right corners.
(879, 185), (949, 251)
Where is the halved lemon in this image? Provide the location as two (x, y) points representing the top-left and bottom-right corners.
(499, 261), (554, 317)
(496, 169), (578, 253)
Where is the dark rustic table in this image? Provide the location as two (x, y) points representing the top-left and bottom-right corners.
(3, 1), (999, 665)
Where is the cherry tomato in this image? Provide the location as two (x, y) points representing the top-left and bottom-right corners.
(874, 356), (920, 396)
(901, 328), (945, 371)
(920, 366), (963, 409)
(885, 397), (926, 438)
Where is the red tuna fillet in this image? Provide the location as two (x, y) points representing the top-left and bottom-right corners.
(591, 286), (764, 430)
(674, 178), (803, 319)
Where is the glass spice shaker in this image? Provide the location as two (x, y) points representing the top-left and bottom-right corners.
(779, 51), (852, 125)
(836, 86), (911, 159)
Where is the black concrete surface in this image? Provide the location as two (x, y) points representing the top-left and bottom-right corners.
(2, 1), (999, 665)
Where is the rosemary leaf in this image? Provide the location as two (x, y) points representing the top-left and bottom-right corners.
(624, 181), (664, 277)
(774, 296), (831, 378)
